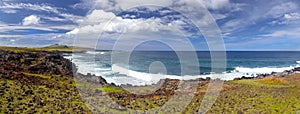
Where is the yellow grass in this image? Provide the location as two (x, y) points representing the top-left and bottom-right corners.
(256, 77), (287, 85)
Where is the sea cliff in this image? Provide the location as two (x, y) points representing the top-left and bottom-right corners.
(0, 47), (300, 113)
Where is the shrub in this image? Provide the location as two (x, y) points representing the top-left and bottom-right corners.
(20, 58), (24, 63)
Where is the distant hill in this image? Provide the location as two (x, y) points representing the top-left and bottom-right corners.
(44, 44), (71, 48)
(0, 44), (86, 53)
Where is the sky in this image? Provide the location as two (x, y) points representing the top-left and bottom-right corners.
(0, 0), (300, 51)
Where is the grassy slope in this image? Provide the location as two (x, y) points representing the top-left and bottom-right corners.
(0, 44), (85, 53)
(0, 46), (300, 113)
(0, 73), (91, 113)
(184, 75), (300, 113)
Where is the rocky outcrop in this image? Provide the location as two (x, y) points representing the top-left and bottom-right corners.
(233, 67), (300, 80)
(0, 49), (91, 113)
(0, 49), (76, 77)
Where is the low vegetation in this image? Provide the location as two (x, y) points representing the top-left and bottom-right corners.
(0, 44), (85, 53)
(0, 46), (300, 113)
(184, 75), (300, 113)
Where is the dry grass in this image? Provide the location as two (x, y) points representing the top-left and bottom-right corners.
(256, 77), (287, 85)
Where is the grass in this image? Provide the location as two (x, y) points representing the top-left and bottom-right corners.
(1, 47), (300, 113)
(257, 77), (287, 85)
(3, 71), (300, 113)
(97, 87), (127, 93)
(0, 73), (91, 113)
(23, 72), (51, 79)
(0, 45), (85, 53)
(182, 75), (300, 113)
(20, 58), (25, 63)
(231, 79), (294, 88)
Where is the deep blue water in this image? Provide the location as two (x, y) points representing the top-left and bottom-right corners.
(98, 51), (300, 74)
(67, 51), (300, 85)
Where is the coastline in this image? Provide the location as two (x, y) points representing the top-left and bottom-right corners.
(0, 46), (300, 113)
(69, 50), (300, 86)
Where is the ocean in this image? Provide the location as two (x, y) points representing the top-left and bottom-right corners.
(65, 51), (300, 85)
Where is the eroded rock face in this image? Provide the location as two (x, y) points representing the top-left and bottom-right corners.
(0, 49), (92, 113)
(0, 49), (76, 77)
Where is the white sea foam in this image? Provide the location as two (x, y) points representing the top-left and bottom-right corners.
(86, 51), (106, 55)
(112, 64), (252, 85)
(111, 64), (300, 85)
(95, 68), (111, 71)
(234, 66), (297, 74)
(296, 61), (300, 64)
(64, 55), (300, 86)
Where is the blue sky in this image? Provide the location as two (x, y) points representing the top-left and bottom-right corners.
(0, 0), (300, 51)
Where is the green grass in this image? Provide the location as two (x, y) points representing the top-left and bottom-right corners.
(231, 79), (294, 88)
(20, 58), (25, 63)
(30, 61), (37, 64)
(12, 50), (26, 53)
(0, 74), (91, 113)
(23, 72), (51, 79)
(182, 77), (300, 113)
(70, 101), (85, 105)
(0, 45), (85, 53)
(257, 77), (287, 85)
(97, 87), (127, 93)
(1, 47), (300, 113)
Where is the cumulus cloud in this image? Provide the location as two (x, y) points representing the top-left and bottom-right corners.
(67, 8), (202, 49)
(22, 15), (40, 25)
(65, 0), (230, 50)
(66, 28), (79, 35)
(76, 0), (232, 11)
(69, 0), (236, 37)
(85, 10), (116, 24)
(201, 0), (230, 10)
(68, 9), (187, 36)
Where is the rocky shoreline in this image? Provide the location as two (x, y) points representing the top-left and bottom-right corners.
(1, 48), (300, 113)
(233, 67), (300, 80)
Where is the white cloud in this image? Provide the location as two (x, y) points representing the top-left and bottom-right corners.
(0, 23), (77, 34)
(261, 28), (300, 37)
(22, 15), (40, 25)
(0, 34), (23, 38)
(85, 10), (116, 24)
(66, 0), (229, 49)
(221, 19), (245, 32)
(67, 9), (189, 36)
(1, 9), (17, 13)
(201, 0), (230, 10)
(271, 12), (300, 25)
(0, 2), (82, 34)
(0, 2), (61, 14)
(0, 2), (84, 24)
(220, 1), (299, 34)
(42, 16), (67, 22)
(58, 13), (84, 24)
(76, 0), (232, 12)
(67, 9), (195, 48)
(66, 28), (79, 35)
(284, 13), (300, 19)
(265, 2), (299, 19)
